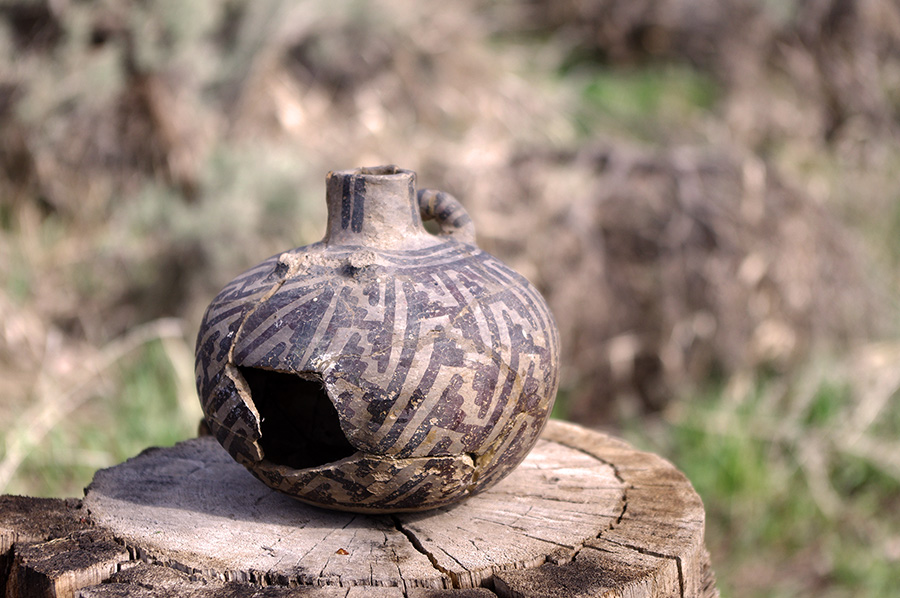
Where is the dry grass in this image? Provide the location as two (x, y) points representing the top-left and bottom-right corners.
(1, 1), (899, 595)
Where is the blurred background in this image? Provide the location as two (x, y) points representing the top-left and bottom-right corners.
(1, 0), (899, 595)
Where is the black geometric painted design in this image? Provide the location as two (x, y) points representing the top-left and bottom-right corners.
(195, 167), (560, 513)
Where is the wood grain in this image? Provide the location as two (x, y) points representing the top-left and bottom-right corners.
(76, 420), (716, 596)
(0, 421), (716, 596)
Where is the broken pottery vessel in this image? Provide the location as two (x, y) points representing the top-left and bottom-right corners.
(194, 166), (559, 513)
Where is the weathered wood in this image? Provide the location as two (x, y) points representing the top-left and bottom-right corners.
(76, 563), (500, 597)
(9, 531), (128, 598)
(0, 496), (97, 598)
(0, 421), (717, 597)
(0, 496), (88, 554)
(82, 426), (625, 590)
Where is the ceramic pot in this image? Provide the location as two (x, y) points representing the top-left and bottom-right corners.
(195, 166), (559, 513)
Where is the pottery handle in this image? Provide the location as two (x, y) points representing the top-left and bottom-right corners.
(417, 189), (477, 244)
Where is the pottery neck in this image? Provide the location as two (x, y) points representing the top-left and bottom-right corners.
(323, 166), (430, 250)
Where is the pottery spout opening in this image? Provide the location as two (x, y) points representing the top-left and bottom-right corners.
(323, 165), (433, 250)
(359, 165), (401, 176)
(237, 366), (357, 469)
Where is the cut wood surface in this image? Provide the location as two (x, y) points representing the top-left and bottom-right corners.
(1, 421), (718, 597)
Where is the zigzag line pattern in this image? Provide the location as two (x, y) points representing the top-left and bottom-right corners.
(195, 241), (559, 511)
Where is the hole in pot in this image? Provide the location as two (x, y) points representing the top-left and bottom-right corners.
(237, 366), (357, 469)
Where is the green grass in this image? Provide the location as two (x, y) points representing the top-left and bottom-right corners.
(2, 338), (199, 498)
(574, 64), (720, 140)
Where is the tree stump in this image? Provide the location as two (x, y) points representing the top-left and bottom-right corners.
(1, 421), (718, 597)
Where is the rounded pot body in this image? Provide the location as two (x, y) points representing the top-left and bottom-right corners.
(195, 166), (559, 512)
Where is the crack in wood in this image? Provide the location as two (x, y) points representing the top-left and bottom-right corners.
(615, 487), (630, 525)
(570, 435), (698, 598)
(104, 533), (296, 589)
(533, 432), (632, 571)
(390, 515), (456, 589)
(604, 538), (686, 598)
